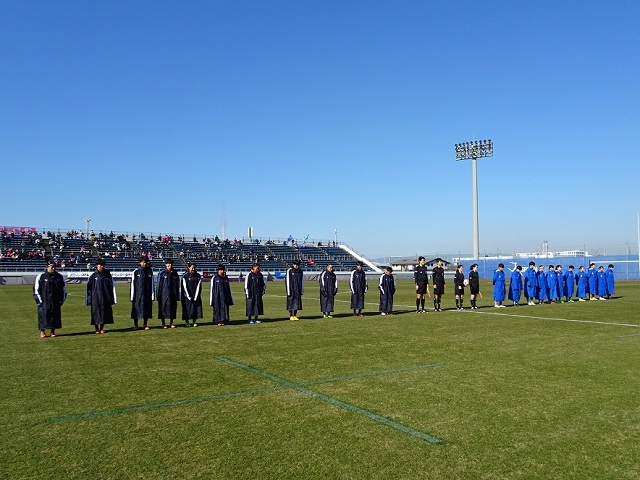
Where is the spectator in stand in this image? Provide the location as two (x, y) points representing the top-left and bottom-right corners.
(34, 261), (66, 338)
(157, 259), (180, 328)
(86, 258), (117, 334)
(182, 262), (203, 327)
(130, 255), (155, 330)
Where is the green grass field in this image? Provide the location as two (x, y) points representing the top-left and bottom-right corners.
(1, 279), (639, 479)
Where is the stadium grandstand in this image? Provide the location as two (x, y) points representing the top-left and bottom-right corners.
(0, 227), (381, 283)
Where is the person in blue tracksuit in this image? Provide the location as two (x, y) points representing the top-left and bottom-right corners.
(508, 265), (523, 306)
(576, 266), (588, 301)
(596, 266), (608, 300)
(523, 261), (538, 305)
(378, 267), (396, 315)
(587, 263), (598, 300)
(555, 265), (565, 302)
(564, 265), (576, 302)
(605, 264), (615, 299)
(492, 263), (506, 307)
(536, 266), (548, 304)
(547, 265), (558, 303)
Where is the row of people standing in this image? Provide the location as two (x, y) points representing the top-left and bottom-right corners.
(494, 261), (616, 307)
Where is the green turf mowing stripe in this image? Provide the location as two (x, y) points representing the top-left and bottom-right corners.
(46, 386), (286, 423)
(617, 333), (640, 338)
(302, 362), (445, 385)
(216, 356), (444, 445)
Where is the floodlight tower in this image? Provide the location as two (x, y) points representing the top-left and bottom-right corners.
(455, 140), (493, 260)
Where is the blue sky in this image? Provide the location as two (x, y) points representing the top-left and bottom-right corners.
(2, 1), (639, 258)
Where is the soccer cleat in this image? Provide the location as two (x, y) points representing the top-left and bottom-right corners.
(217, 322), (224, 326)
(144, 326), (150, 330)
(100, 329), (105, 334)
(95, 330), (101, 335)
(290, 316), (295, 321)
(381, 312), (387, 315)
(40, 332), (47, 338)
(163, 325), (168, 329)
(326, 315), (332, 318)
(170, 324), (176, 328)
(579, 298), (586, 301)
(248, 319), (255, 324)
(192, 323), (198, 327)
(50, 332), (56, 337)
(599, 297), (607, 301)
(416, 310), (421, 314)
(255, 319), (262, 324)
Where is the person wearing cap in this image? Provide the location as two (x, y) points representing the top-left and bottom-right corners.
(319, 264), (338, 319)
(157, 259), (180, 328)
(468, 263), (480, 309)
(564, 265), (576, 302)
(523, 261), (538, 305)
(245, 263), (266, 323)
(378, 266), (396, 315)
(350, 261), (367, 316)
(286, 259), (304, 320)
(576, 265), (588, 301)
(492, 263), (506, 308)
(508, 265), (523, 306)
(86, 258), (117, 334)
(587, 263), (598, 300)
(182, 262), (203, 326)
(130, 255), (155, 330)
(210, 264), (234, 326)
(34, 261), (67, 338)
(536, 265), (548, 304)
(596, 266), (608, 300)
(431, 259), (445, 312)
(605, 264), (615, 299)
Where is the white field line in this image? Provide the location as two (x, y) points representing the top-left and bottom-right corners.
(263, 294), (640, 329)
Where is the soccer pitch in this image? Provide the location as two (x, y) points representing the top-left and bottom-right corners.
(2, 279), (639, 479)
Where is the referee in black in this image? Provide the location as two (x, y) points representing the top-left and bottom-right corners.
(414, 256), (430, 313)
(432, 258), (445, 312)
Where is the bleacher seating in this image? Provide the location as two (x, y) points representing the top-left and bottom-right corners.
(0, 230), (371, 273)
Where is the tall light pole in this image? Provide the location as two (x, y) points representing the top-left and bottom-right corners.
(455, 140), (493, 260)
(85, 218), (91, 237)
(334, 228), (337, 246)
